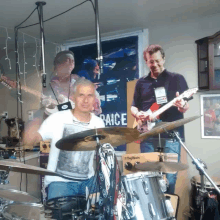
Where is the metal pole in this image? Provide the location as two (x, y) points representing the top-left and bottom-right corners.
(36, 1), (46, 87)
(95, 0), (103, 76)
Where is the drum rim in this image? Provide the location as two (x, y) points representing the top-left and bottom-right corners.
(3, 202), (43, 209)
(123, 171), (162, 179)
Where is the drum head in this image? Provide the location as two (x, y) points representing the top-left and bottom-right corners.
(3, 203), (43, 220)
(191, 175), (220, 188)
(0, 188), (40, 203)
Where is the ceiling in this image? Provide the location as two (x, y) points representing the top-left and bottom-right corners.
(0, 0), (220, 43)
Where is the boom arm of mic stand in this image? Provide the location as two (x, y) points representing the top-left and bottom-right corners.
(172, 131), (220, 195)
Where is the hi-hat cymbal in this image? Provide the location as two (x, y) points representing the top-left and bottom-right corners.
(138, 115), (201, 141)
(0, 160), (75, 180)
(56, 127), (140, 151)
(135, 161), (188, 173)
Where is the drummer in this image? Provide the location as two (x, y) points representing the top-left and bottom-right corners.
(23, 78), (105, 199)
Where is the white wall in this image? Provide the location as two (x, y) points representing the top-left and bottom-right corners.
(148, 13), (220, 179)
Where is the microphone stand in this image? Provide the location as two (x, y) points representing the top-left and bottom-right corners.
(36, 1), (47, 87)
(171, 131), (220, 219)
(95, 0), (103, 77)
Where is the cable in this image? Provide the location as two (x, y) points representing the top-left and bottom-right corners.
(15, 6), (38, 30)
(88, 0), (95, 12)
(18, 0), (90, 30)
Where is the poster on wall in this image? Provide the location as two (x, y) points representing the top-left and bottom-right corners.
(201, 94), (220, 139)
(69, 36), (139, 150)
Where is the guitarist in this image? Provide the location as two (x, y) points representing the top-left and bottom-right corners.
(131, 44), (190, 194)
(42, 51), (102, 117)
(42, 50), (77, 117)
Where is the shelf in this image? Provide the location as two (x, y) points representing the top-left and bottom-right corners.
(199, 57), (208, 61)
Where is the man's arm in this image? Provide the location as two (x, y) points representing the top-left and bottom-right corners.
(22, 117), (43, 146)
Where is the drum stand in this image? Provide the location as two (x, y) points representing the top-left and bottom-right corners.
(170, 131), (220, 220)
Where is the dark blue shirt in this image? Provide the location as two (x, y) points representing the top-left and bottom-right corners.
(132, 69), (189, 139)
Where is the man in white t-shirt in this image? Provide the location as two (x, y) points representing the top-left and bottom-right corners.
(23, 78), (105, 199)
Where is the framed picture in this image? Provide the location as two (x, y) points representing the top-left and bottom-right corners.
(201, 94), (220, 138)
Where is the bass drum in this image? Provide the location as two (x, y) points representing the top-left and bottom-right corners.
(121, 172), (169, 220)
(2, 203), (44, 220)
(190, 175), (220, 219)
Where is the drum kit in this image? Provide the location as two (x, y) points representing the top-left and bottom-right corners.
(0, 115), (217, 219)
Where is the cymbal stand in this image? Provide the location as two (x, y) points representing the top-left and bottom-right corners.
(157, 133), (164, 162)
(171, 131), (220, 219)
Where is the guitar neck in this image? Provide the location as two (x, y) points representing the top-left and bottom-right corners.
(21, 85), (57, 105)
(21, 85), (42, 98)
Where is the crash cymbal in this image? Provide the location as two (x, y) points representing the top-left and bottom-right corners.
(135, 161), (188, 173)
(138, 115), (201, 141)
(0, 160), (75, 180)
(56, 127), (139, 151)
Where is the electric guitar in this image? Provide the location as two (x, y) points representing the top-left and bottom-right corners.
(0, 75), (75, 115)
(133, 88), (198, 133)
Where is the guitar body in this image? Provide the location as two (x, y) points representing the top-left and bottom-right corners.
(132, 88), (198, 133)
(133, 102), (160, 130)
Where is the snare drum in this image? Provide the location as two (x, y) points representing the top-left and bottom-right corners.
(2, 203), (44, 220)
(190, 175), (220, 219)
(121, 172), (169, 220)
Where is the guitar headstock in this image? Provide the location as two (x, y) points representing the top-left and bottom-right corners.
(0, 75), (16, 90)
(181, 88), (198, 99)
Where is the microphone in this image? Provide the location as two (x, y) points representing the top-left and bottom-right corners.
(42, 73), (46, 88)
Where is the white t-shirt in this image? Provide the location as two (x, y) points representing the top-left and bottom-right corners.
(38, 110), (105, 187)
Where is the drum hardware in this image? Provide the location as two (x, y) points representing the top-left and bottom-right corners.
(170, 130), (220, 220)
(0, 170), (9, 185)
(45, 196), (87, 220)
(165, 196), (175, 219)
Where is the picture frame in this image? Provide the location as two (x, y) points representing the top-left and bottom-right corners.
(200, 94), (220, 138)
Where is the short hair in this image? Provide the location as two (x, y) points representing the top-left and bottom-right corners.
(54, 50), (74, 69)
(83, 59), (98, 71)
(72, 78), (96, 94)
(143, 44), (165, 61)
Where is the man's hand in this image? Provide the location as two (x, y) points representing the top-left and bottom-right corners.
(135, 111), (155, 122)
(174, 91), (189, 113)
(41, 95), (56, 109)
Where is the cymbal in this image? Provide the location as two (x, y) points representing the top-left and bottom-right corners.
(138, 115), (201, 141)
(0, 160), (75, 180)
(0, 188), (40, 203)
(56, 127), (139, 151)
(135, 161), (189, 173)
